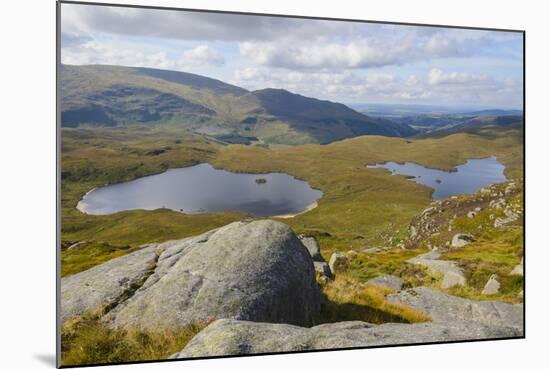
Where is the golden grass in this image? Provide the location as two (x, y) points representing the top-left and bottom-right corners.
(319, 274), (431, 324)
(61, 315), (208, 366)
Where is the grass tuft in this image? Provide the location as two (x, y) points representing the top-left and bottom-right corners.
(318, 274), (431, 324)
(61, 315), (208, 366)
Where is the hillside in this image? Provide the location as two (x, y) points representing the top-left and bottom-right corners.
(60, 64), (416, 144)
(418, 115), (524, 138)
(251, 89), (417, 143)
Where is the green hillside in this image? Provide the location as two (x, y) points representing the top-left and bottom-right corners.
(60, 64), (416, 144)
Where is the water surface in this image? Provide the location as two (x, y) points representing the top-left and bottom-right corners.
(367, 156), (506, 199)
(77, 163), (323, 216)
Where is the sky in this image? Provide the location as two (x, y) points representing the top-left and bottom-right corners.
(60, 3), (524, 109)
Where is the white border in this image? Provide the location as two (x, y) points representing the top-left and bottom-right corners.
(2, 1), (548, 368)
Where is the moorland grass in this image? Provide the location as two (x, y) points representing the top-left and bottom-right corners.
(437, 187), (524, 303)
(319, 274), (431, 324)
(61, 315), (207, 366)
(60, 125), (523, 280)
(61, 241), (135, 277)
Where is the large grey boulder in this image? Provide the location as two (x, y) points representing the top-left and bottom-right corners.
(174, 317), (522, 358)
(61, 244), (160, 322)
(387, 287), (523, 331)
(63, 220), (321, 330)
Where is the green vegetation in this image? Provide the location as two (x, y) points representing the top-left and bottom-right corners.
(212, 126), (523, 256)
(60, 124), (523, 279)
(440, 191), (524, 303)
(61, 241), (134, 277)
(396, 179), (524, 303)
(347, 248), (427, 282)
(319, 274), (431, 324)
(61, 314), (207, 366)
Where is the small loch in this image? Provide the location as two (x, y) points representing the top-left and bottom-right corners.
(367, 156), (507, 199)
(77, 163), (323, 216)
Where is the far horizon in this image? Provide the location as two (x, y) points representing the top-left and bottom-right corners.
(61, 4), (523, 109)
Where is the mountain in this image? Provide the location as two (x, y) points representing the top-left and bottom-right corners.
(60, 64), (416, 144)
(250, 89), (417, 142)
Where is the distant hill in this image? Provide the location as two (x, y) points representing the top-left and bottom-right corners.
(437, 115), (524, 134)
(250, 89), (417, 143)
(418, 114), (524, 138)
(60, 64), (416, 144)
(463, 109), (523, 117)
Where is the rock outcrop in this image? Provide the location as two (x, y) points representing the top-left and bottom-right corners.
(494, 208), (521, 228)
(62, 220), (321, 330)
(61, 244), (160, 322)
(313, 261), (333, 281)
(482, 274), (501, 295)
(510, 258), (524, 276)
(366, 275), (404, 291)
(451, 233), (475, 248)
(328, 252), (349, 275)
(172, 285), (523, 358)
(387, 287), (523, 330)
(175, 289), (523, 358)
(298, 235), (324, 262)
(407, 251), (466, 289)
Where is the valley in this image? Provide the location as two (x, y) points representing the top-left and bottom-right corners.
(59, 65), (524, 366)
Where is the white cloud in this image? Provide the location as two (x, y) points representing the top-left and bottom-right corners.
(180, 45), (225, 66)
(61, 3), (345, 42)
(240, 40), (405, 69)
(424, 35), (461, 57)
(62, 40), (175, 69)
(62, 37), (225, 71)
(428, 68), (489, 85)
(238, 31), (498, 71)
(231, 67), (521, 107)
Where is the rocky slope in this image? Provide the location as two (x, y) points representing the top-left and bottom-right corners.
(405, 179), (523, 249)
(62, 218), (523, 360)
(174, 317), (519, 358)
